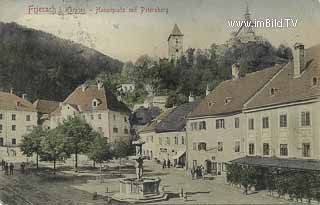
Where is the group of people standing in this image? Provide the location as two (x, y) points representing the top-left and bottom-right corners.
(162, 159), (172, 169)
(1, 160), (14, 175)
(190, 165), (205, 180)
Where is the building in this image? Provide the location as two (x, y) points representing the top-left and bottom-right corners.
(33, 99), (60, 130)
(186, 63), (284, 175)
(227, 5), (263, 46)
(0, 91), (37, 156)
(50, 81), (131, 143)
(117, 83), (135, 94)
(168, 24), (184, 62)
(241, 43), (320, 161)
(140, 101), (199, 167)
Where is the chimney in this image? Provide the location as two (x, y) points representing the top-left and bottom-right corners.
(232, 63), (240, 80)
(97, 80), (103, 90)
(188, 92), (195, 102)
(293, 43), (305, 78)
(22, 93), (27, 100)
(206, 85), (210, 96)
(81, 84), (87, 92)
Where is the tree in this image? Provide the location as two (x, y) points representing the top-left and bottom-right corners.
(41, 127), (68, 175)
(20, 126), (46, 169)
(60, 117), (96, 172)
(88, 134), (113, 174)
(111, 138), (135, 174)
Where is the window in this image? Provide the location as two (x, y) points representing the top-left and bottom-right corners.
(166, 137), (170, 145)
(12, 125), (16, 131)
(263, 143), (270, 156)
(124, 117), (127, 122)
(0, 138), (3, 146)
(124, 128), (129, 134)
(234, 141), (240, 152)
(92, 100), (97, 107)
(249, 143), (255, 155)
(12, 114), (16, 121)
(191, 122), (198, 131)
(91, 115), (94, 120)
(12, 138), (16, 145)
(0, 124), (2, 130)
(98, 114), (102, 120)
(302, 143), (311, 157)
(199, 121), (206, 130)
(280, 144), (288, 156)
(176, 49), (179, 52)
(113, 127), (118, 133)
(248, 118), (254, 130)
(25, 115), (31, 121)
(181, 136), (185, 145)
(234, 117), (240, 128)
(0, 114), (3, 120)
(193, 142), (197, 150)
(262, 117), (269, 129)
(198, 142), (207, 151)
(174, 136), (178, 145)
(301, 111), (311, 127)
(216, 119), (225, 129)
(280, 114), (287, 128)
(218, 142), (223, 152)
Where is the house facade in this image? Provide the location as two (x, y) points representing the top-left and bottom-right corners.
(186, 63), (284, 175)
(187, 43), (320, 176)
(0, 91), (37, 156)
(242, 43), (320, 160)
(50, 82), (131, 143)
(139, 101), (198, 167)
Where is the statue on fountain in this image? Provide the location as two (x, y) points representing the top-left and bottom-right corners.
(132, 139), (145, 181)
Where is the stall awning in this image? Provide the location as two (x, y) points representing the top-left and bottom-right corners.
(173, 150), (186, 160)
(230, 156), (320, 171)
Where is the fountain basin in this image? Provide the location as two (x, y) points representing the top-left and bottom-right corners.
(111, 177), (168, 203)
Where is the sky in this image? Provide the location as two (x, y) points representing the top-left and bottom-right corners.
(0, 0), (320, 62)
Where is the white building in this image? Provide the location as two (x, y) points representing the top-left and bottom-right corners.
(0, 91), (37, 156)
(50, 82), (131, 143)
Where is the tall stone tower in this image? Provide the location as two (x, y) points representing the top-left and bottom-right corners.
(168, 24), (184, 62)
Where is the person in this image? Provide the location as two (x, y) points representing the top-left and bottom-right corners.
(191, 167), (195, 180)
(20, 162), (25, 174)
(9, 163), (14, 175)
(1, 160), (5, 171)
(201, 165), (205, 179)
(4, 163), (9, 175)
(162, 159), (166, 169)
(167, 159), (171, 168)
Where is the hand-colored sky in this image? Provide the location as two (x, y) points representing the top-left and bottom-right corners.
(1, 0), (320, 62)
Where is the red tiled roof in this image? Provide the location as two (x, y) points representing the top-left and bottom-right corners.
(33, 99), (60, 114)
(0, 92), (36, 112)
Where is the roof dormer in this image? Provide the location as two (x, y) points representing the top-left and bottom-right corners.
(92, 98), (101, 108)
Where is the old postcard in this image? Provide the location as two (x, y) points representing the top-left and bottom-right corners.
(0, 0), (319, 204)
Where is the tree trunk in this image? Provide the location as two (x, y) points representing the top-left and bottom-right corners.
(53, 159), (56, 175)
(36, 153), (39, 169)
(75, 149), (78, 172)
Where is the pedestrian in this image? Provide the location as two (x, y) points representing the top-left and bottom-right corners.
(167, 159), (171, 168)
(1, 160), (5, 171)
(201, 165), (205, 179)
(20, 162), (25, 174)
(191, 167), (195, 180)
(162, 159), (166, 169)
(9, 163), (14, 175)
(4, 163), (9, 175)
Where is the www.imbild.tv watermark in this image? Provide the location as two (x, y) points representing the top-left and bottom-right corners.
(228, 18), (298, 28)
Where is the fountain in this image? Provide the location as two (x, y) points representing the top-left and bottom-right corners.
(111, 139), (168, 203)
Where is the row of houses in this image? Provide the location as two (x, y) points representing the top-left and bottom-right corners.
(140, 43), (320, 176)
(0, 81), (131, 157)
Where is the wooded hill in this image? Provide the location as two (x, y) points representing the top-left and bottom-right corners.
(0, 22), (123, 102)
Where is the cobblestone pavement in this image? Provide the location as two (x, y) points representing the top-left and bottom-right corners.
(74, 160), (294, 204)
